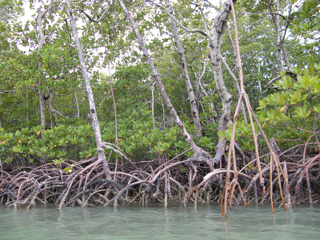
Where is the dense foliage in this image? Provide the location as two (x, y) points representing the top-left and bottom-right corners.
(0, 0), (319, 169)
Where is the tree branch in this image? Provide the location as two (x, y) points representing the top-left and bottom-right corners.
(269, 12), (288, 21)
(265, 75), (282, 88)
(0, 90), (15, 94)
(147, 0), (210, 39)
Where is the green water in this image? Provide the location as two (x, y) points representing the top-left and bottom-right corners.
(0, 203), (320, 240)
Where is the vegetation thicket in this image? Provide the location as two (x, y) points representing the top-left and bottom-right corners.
(0, 0), (319, 216)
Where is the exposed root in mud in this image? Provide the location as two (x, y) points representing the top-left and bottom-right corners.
(0, 144), (319, 210)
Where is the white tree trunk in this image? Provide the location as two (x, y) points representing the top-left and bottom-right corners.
(208, 0), (235, 165)
(195, 62), (216, 123)
(119, 0), (213, 169)
(166, 0), (202, 137)
(74, 90), (80, 118)
(151, 83), (155, 127)
(151, 0), (237, 165)
(66, 0), (110, 176)
(268, 0), (291, 72)
(37, 8), (46, 128)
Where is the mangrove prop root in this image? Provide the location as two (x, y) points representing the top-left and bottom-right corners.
(0, 150), (319, 210)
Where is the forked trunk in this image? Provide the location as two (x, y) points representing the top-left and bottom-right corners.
(118, 0), (213, 169)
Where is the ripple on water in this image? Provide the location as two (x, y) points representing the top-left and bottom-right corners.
(0, 204), (320, 240)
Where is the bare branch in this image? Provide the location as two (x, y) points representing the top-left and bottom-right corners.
(269, 12), (288, 21)
(0, 90), (15, 94)
(221, 54), (240, 92)
(147, 0), (210, 39)
(102, 142), (137, 169)
(50, 108), (66, 118)
(265, 75), (282, 88)
(80, 4), (112, 23)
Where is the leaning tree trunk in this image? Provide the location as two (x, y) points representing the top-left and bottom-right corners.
(118, 0), (213, 170)
(166, 0), (202, 137)
(66, 0), (111, 176)
(157, 0), (236, 166)
(151, 0), (236, 166)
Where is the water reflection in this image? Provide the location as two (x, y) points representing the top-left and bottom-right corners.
(0, 204), (320, 240)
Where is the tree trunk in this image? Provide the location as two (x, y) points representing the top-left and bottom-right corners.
(220, 54), (247, 123)
(166, 0), (202, 137)
(25, 88), (29, 122)
(224, 25), (247, 122)
(45, 92), (65, 120)
(208, 0), (235, 165)
(74, 90), (80, 118)
(270, 1), (284, 72)
(151, 82), (155, 127)
(37, 8), (46, 128)
(195, 62), (216, 123)
(226, 25), (240, 71)
(66, 0), (110, 176)
(118, 0), (213, 169)
(38, 83), (46, 128)
(268, 0), (291, 72)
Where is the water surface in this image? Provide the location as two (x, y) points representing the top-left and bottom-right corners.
(1, 203), (320, 240)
